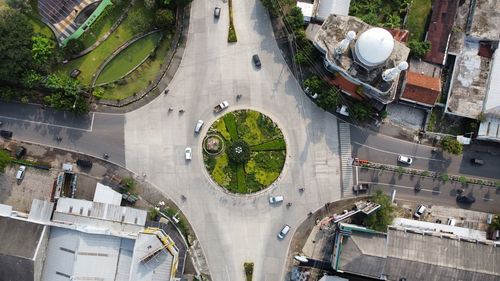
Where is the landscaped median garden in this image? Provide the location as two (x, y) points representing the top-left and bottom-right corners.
(203, 110), (286, 193)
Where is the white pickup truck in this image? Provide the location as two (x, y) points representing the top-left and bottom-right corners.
(213, 101), (229, 113)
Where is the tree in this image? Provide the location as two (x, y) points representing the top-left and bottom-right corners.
(384, 13), (401, 28)
(6, 0), (31, 13)
(285, 7), (303, 31)
(491, 214), (500, 230)
(63, 38), (85, 57)
(42, 74), (90, 114)
(304, 75), (326, 96)
(0, 10), (34, 85)
(128, 8), (153, 34)
(317, 87), (341, 110)
(364, 190), (395, 232)
(227, 140), (251, 164)
(155, 9), (175, 28)
(408, 40), (431, 58)
(348, 102), (372, 121)
(32, 35), (54, 67)
(144, 0), (157, 9)
(441, 136), (463, 155)
(0, 150), (11, 173)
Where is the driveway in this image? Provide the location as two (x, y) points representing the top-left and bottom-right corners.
(123, 0), (342, 279)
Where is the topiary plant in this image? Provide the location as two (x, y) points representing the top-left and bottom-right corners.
(227, 140), (250, 164)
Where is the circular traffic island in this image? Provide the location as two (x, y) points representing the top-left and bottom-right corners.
(203, 110), (286, 194)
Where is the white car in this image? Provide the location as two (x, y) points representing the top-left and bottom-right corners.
(269, 195), (284, 204)
(185, 147), (192, 160)
(194, 120), (204, 133)
(397, 155), (413, 165)
(16, 165), (26, 180)
(277, 224), (291, 239)
(414, 205), (426, 218)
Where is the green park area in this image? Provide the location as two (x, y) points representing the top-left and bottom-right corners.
(406, 0), (432, 41)
(96, 31), (162, 85)
(204, 110), (287, 194)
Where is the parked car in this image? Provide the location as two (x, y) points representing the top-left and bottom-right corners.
(213, 101), (229, 113)
(185, 147), (192, 160)
(16, 165), (26, 180)
(397, 155), (413, 165)
(457, 195), (475, 204)
(252, 54), (261, 68)
(194, 120), (204, 133)
(353, 183), (369, 193)
(413, 205), (426, 218)
(269, 195), (284, 204)
(15, 146), (26, 159)
(470, 158), (484, 165)
(277, 224), (291, 239)
(214, 7), (221, 18)
(0, 130), (12, 139)
(76, 159), (93, 169)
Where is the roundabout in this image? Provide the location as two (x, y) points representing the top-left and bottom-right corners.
(203, 110), (286, 193)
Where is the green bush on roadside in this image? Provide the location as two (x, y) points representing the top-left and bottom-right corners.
(244, 262), (254, 281)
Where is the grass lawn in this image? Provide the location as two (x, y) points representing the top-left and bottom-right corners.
(406, 0), (432, 41)
(96, 31), (161, 84)
(204, 110), (286, 193)
(78, 0), (129, 48)
(99, 32), (172, 100)
(56, 1), (154, 85)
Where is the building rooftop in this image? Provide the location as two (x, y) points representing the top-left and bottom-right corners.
(446, 39), (493, 118)
(53, 197), (147, 235)
(423, 0), (459, 65)
(0, 216), (47, 281)
(313, 14), (410, 104)
(41, 226), (135, 281)
(93, 183), (123, 206)
(477, 48), (500, 141)
(314, 0), (351, 22)
(401, 71), (441, 107)
(333, 223), (500, 281)
(468, 0), (500, 40)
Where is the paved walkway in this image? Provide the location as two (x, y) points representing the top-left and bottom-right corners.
(338, 122), (353, 197)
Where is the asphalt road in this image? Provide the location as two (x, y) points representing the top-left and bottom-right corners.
(123, 0), (342, 280)
(351, 124), (500, 180)
(0, 102), (126, 165)
(356, 167), (500, 213)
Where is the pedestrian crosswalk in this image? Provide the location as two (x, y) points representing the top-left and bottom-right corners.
(338, 122), (353, 197)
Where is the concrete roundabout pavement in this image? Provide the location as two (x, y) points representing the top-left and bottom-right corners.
(123, 0), (342, 279)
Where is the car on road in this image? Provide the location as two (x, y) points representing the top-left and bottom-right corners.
(456, 195), (475, 204)
(0, 130), (12, 139)
(397, 155), (413, 165)
(194, 120), (204, 133)
(213, 101), (229, 113)
(269, 195), (284, 204)
(185, 147), (192, 160)
(470, 158), (484, 165)
(214, 7), (221, 18)
(277, 224), (290, 239)
(16, 165), (26, 180)
(252, 54), (261, 68)
(413, 205), (426, 219)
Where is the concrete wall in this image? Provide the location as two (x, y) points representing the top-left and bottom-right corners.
(33, 226), (51, 281)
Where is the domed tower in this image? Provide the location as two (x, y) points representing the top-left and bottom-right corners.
(354, 28), (395, 69)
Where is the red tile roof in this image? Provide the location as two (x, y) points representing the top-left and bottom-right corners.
(423, 0), (459, 65)
(385, 28), (410, 43)
(327, 74), (363, 100)
(401, 72), (441, 106)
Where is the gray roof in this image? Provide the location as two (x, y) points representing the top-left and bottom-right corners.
(336, 224), (500, 281)
(0, 216), (46, 281)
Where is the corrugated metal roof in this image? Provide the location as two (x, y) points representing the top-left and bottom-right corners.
(316, 0), (350, 21)
(130, 232), (174, 281)
(94, 183), (123, 206)
(484, 51), (500, 114)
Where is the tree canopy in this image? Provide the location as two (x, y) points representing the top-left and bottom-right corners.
(408, 40), (431, 58)
(441, 136), (463, 155)
(364, 190), (395, 232)
(227, 140), (251, 164)
(32, 35), (55, 67)
(0, 9), (34, 85)
(0, 150), (11, 173)
(155, 9), (175, 28)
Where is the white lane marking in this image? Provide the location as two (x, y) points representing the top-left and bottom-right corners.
(0, 114), (94, 132)
(353, 141), (447, 162)
(359, 181), (441, 194)
(89, 113), (95, 131)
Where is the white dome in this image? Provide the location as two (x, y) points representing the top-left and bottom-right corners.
(355, 28), (394, 67)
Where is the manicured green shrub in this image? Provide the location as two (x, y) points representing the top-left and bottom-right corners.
(228, 140), (251, 164)
(251, 138), (286, 151)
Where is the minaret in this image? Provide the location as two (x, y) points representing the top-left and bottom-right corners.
(382, 61), (409, 82)
(335, 31), (356, 56)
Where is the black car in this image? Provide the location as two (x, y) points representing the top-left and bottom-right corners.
(457, 195), (475, 204)
(0, 130), (12, 138)
(76, 159), (93, 169)
(15, 146), (26, 159)
(252, 54), (261, 68)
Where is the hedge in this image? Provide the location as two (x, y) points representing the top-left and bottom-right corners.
(251, 138), (286, 151)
